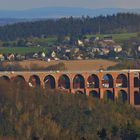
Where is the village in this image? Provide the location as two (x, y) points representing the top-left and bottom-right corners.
(0, 35), (140, 62)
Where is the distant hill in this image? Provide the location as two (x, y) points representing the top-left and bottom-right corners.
(0, 18), (44, 26)
(0, 7), (140, 19)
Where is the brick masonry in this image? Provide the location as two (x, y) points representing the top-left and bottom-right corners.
(0, 70), (140, 106)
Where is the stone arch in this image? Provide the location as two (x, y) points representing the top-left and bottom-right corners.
(75, 90), (84, 94)
(102, 74), (113, 88)
(58, 74), (70, 89)
(0, 75), (10, 81)
(73, 74), (85, 89)
(103, 90), (114, 101)
(118, 90), (127, 103)
(44, 75), (55, 89)
(87, 74), (99, 88)
(29, 75), (41, 87)
(116, 74), (127, 88)
(0, 76), (10, 87)
(134, 91), (140, 105)
(13, 75), (26, 86)
(89, 90), (100, 98)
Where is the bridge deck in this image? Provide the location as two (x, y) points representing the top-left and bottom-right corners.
(0, 69), (140, 74)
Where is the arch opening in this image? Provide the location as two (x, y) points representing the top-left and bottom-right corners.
(87, 74), (99, 88)
(58, 74), (70, 89)
(102, 74), (113, 88)
(116, 74), (127, 88)
(13, 75), (26, 86)
(29, 75), (41, 88)
(118, 90), (127, 103)
(134, 91), (140, 105)
(89, 90), (100, 98)
(134, 75), (139, 87)
(44, 75), (55, 89)
(104, 90), (114, 101)
(0, 76), (10, 82)
(73, 74), (85, 89)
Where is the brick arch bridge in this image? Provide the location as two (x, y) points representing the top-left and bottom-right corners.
(0, 70), (140, 106)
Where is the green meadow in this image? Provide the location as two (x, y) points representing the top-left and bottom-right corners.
(0, 47), (47, 55)
(86, 32), (137, 42)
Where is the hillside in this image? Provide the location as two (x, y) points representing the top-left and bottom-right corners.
(0, 83), (140, 139)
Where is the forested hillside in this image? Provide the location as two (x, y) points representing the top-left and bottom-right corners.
(0, 81), (140, 140)
(0, 13), (139, 41)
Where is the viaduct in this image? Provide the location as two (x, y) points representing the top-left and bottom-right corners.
(0, 69), (140, 106)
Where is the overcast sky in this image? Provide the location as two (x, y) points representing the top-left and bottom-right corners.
(1, 0), (140, 10)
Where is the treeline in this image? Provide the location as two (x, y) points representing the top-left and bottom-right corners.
(0, 13), (140, 41)
(0, 81), (140, 139)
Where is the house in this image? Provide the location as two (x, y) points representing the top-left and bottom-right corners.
(101, 48), (110, 55)
(26, 41), (33, 47)
(54, 57), (60, 61)
(76, 55), (83, 60)
(51, 51), (56, 58)
(92, 47), (100, 52)
(95, 36), (100, 41)
(15, 54), (21, 60)
(84, 38), (90, 43)
(65, 49), (71, 59)
(33, 53), (39, 59)
(62, 55), (69, 60)
(74, 53), (84, 60)
(138, 46), (140, 52)
(7, 53), (15, 61)
(85, 47), (91, 52)
(65, 49), (71, 53)
(103, 36), (113, 42)
(74, 48), (80, 53)
(113, 45), (122, 53)
(37, 44), (41, 47)
(89, 52), (95, 58)
(46, 58), (51, 62)
(41, 52), (46, 58)
(65, 36), (70, 41)
(90, 36), (99, 42)
(98, 41), (107, 47)
(57, 46), (61, 52)
(77, 40), (84, 46)
(0, 54), (5, 61)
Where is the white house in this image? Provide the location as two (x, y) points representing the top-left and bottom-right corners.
(113, 45), (122, 53)
(41, 52), (46, 58)
(51, 51), (56, 58)
(138, 46), (140, 52)
(0, 54), (5, 61)
(78, 40), (84, 46)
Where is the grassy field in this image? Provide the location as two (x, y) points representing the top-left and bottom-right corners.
(0, 33), (137, 55)
(3, 59), (117, 71)
(31, 37), (57, 45)
(0, 47), (48, 55)
(86, 33), (137, 42)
